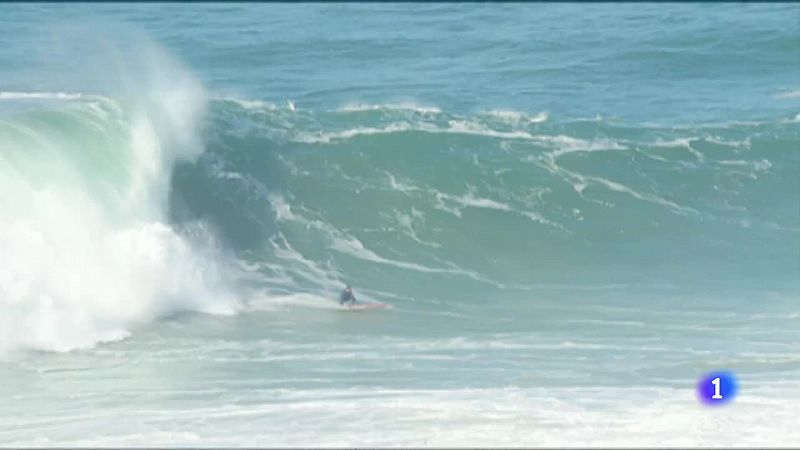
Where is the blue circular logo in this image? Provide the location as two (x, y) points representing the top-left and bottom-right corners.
(697, 371), (738, 406)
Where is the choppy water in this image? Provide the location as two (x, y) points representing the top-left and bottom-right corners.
(0, 3), (798, 446)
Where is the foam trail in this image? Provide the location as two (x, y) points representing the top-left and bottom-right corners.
(269, 194), (486, 278)
(432, 188), (565, 229)
(534, 153), (697, 215)
(651, 138), (706, 162)
(392, 209), (442, 248)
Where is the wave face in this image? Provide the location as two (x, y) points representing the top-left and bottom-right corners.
(167, 100), (800, 306)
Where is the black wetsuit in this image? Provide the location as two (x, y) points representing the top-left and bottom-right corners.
(339, 289), (356, 305)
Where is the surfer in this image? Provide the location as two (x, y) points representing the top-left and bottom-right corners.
(339, 285), (357, 306)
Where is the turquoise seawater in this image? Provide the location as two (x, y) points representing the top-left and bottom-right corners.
(0, 4), (798, 446)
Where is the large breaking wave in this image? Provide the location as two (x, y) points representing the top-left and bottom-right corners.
(2, 57), (798, 354)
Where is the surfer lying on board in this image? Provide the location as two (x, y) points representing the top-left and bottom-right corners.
(339, 285), (357, 306)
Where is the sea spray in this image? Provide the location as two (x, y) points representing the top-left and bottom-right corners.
(0, 32), (237, 353)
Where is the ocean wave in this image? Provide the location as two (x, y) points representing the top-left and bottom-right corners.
(0, 42), (238, 354)
(4, 81), (797, 355)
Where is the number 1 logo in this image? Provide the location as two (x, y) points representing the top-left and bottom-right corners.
(711, 377), (722, 399)
(697, 371), (737, 406)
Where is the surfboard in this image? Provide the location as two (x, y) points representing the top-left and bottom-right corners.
(344, 302), (391, 311)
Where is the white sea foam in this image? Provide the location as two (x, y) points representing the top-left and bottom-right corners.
(775, 89), (800, 99)
(432, 188), (565, 229)
(0, 37), (238, 354)
(534, 153), (697, 215)
(483, 109), (549, 123)
(392, 209), (441, 248)
(651, 138), (706, 162)
(293, 123), (412, 143)
(268, 194), (481, 278)
(444, 119), (536, 139)
(0, 91), (86, 101)
(269, 233), (343, 289)
(5, 385), (797, 446)
(545, 135), (628, 158)
(705, 136), (751, 149)
(386, 172), (422, 194)
(718, 159), (772, 172)
(248, 292), (344, 312)
(292, 119), (543, 145)
(291, 118), (627, 155)
(215, 96), (279, 110)
(337, 102), (441, 114)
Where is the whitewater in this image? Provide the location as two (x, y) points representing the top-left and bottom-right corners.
(0, 3), (798, 447)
